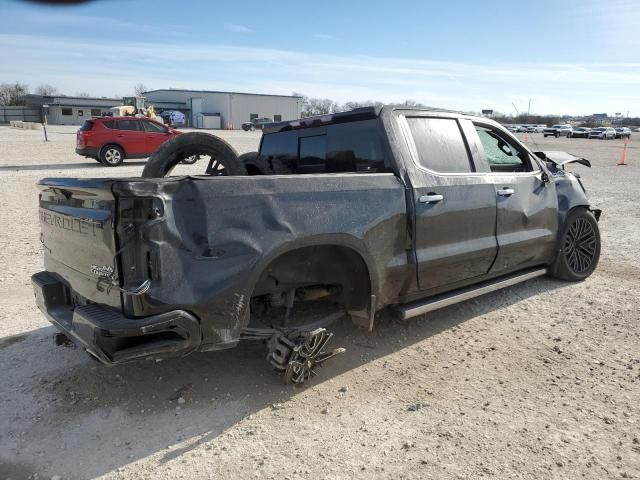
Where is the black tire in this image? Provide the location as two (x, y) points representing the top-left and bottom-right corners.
(548, 208), (600, 282)
(555, 133), (559, 138)
(100, 144), (124, 167)
(239, 151), (262, 175)
(142, 132), (246, 178)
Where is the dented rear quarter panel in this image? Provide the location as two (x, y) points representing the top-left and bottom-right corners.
(113, 173), (411, 348)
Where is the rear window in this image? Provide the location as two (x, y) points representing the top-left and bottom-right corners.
(406, 117), (472, 173)
(79, 120), (93, 132)
(298, 135), (327, 173)
(259, 119), (388, 174)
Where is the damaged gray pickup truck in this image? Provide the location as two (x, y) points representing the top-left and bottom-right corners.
(32, 106), (601, 383)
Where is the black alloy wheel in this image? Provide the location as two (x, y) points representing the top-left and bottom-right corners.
(563, 217), (597, 274)
(549, 208), (601, 281)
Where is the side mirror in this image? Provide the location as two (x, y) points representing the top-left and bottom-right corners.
(538, 171), (550, 185)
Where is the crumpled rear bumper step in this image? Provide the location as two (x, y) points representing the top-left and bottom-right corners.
(32, 271), (201, 365)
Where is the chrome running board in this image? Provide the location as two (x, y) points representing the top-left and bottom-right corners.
(397, 268), (547, 320)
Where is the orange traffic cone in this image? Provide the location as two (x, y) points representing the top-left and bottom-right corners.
(618, 137), (630, 165)
(523, 134), (529, 145)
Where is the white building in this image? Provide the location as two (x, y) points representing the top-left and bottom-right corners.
(142, 89), (302, 129)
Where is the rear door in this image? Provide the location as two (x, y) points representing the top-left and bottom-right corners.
(115, 119), (146, 155)
(141, 119), (170, 154)
(469, 122), (558, 274)
(401, 114), (498, 292)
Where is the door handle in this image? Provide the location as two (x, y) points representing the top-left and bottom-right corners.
(497, 188), (515, 197)
(418, 194), (444, 204)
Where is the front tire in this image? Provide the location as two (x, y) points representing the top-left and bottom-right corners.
(549, 208), (600, 282)
(100, 145), (124, 167)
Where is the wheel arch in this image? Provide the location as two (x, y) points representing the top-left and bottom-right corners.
(100, 142), (127, 158)
(250, 240), (378, 313)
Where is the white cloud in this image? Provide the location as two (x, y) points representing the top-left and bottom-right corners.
(0, 33), (638, 115)
(224, 22), (254, 34)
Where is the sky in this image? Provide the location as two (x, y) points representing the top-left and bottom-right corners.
(1, 0), (639, 116)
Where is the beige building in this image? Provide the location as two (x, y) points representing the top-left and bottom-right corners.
(143, 89), (303, 129)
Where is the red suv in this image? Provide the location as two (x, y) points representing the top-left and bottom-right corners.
(76, 117), (182, 166)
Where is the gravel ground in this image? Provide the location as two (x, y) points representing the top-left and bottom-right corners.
(0, 125), (638, 480)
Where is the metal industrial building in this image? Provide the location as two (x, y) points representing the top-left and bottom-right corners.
(24, 94), (122, 125)
(143, 89), (302, 129)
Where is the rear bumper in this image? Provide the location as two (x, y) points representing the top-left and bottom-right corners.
(75, 146), (99, 158)
(32, 271), (201, 365)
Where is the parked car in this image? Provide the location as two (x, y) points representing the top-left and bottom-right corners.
(588, 127), (616, 139)
(34, 106), (601, 384)
(76, 117), (182, 166)
(570, 127), (592, 138)
(531, 126), (546, 133)
(241, 117), (273, 131)
(615, 127), (631, 139)
(543, 124), (573, 137)
(160, 110), (186, 127)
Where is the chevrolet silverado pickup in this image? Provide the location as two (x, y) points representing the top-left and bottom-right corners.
(32, 106), (601, 383)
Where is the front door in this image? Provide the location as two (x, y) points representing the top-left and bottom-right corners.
(470, 122), (559, 274)
(402, 115), (498, 292)
(141, 119), (171, 154)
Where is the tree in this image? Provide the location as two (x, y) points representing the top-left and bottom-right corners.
(342, 100), (384, 110)
(0, 82), (29, 106)
(134, 83), (148, 96)
(306, 98), (339, 116)
(34, 84), (58, 96)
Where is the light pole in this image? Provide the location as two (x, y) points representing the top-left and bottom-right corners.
(42, 104), (49, 142)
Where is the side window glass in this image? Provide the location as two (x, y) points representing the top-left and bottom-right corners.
(298, 135), (327, 173)
(142, 121), (167, 133)
(474, 125), (533, 173)
(406, 117), (472, 173)
(118, 120), (141, 131)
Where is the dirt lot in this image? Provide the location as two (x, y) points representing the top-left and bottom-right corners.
(0, 125), (638, 480)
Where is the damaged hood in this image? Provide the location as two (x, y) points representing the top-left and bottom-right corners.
(534, 151), (591, 168)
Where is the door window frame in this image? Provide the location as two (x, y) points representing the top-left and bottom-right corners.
(471, 121), (542, 175)
(398, 113), (479, 177)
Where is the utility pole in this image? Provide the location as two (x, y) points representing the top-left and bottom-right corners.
(527, 98), (531, 123)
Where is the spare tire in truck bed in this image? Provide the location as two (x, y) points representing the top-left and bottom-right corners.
(142, 132), (247, 178)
